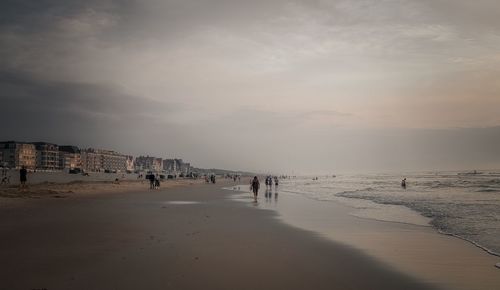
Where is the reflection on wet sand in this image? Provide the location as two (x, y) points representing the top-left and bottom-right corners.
(265, 188), (278, 204)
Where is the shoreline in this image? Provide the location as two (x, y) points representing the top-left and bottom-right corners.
(255, 180), (500, 260)
(343, 197), (500, 259)
(437, 230), (500, 258)
(299, 188), (500, 259)
(227, 185), (500, 290)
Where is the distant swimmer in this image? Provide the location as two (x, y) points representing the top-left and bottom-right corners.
(251, 176), (260, 200)
(401, 178), (407, 188)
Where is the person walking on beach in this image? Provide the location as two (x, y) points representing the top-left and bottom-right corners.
(155, 174), (160, 189)
(148, 173), (155, 189)
(19, 166), (28, 191)
(251, 176), (260, 200)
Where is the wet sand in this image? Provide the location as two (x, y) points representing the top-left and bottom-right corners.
(231, 188), (500, 290)
(0, 181), (436, 290)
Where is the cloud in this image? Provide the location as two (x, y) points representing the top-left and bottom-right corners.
(0, 70), (182, 120)
(1, 0), (500, 171)
(300, 110), (351, 118)
(0, 70), (190, 152)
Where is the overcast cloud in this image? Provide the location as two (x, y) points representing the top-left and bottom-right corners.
(1, 0), (500, 173)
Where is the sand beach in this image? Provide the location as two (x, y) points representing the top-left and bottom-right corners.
(0, 177), (498, 289)
(0, 174), (202, 209)
(0, 178), (438, 290)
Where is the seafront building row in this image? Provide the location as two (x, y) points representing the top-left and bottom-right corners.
(0, 141), (191, 175)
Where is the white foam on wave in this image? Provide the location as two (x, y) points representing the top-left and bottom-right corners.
(281, 173), (500, 259)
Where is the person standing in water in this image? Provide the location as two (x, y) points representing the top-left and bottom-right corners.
(401, 178), (407, 189)
(251, 176), (260, 200)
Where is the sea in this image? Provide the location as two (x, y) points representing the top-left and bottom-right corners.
(278, 170), (500, 257)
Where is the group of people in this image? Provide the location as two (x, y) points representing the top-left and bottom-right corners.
(265, 175), (278, 188)
(250, 175), (280, 201)
(205, 175), (216, 184)
(148, 174), (161, 189)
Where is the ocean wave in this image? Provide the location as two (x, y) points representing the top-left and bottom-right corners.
(281, 173), (500, 256)
(336, 190), (500, 256)
(336, 192), (500, 256)
(475, 188), (500, 192)
(484, 179), (500, 184)
(336, 187), (375, 196)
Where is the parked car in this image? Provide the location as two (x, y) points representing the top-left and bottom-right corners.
(69, 168), (82, 174)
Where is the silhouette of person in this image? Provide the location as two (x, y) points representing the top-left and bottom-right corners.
(251, 176), (260, 201)
(19, 166), (27, 190)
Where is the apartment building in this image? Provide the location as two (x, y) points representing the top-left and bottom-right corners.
(126, 155), (135, 172)
(59, 145), (81, 170)
(33, 142), (60, 171)
(163, 159), (176, 172)
(135, 156), (163, 172)
(163, 158), (190, 175)
(100, 149), (127, 172)
(81, 148), (127, 172)
(0, 141), (36, 169)
(180, 162), (191, 175)
(81, 149), (102, 172)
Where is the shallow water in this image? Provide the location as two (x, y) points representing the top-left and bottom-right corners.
(278, 171), (500, 256)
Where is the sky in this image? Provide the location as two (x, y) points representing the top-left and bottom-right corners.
(1, 0), (500, 174)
